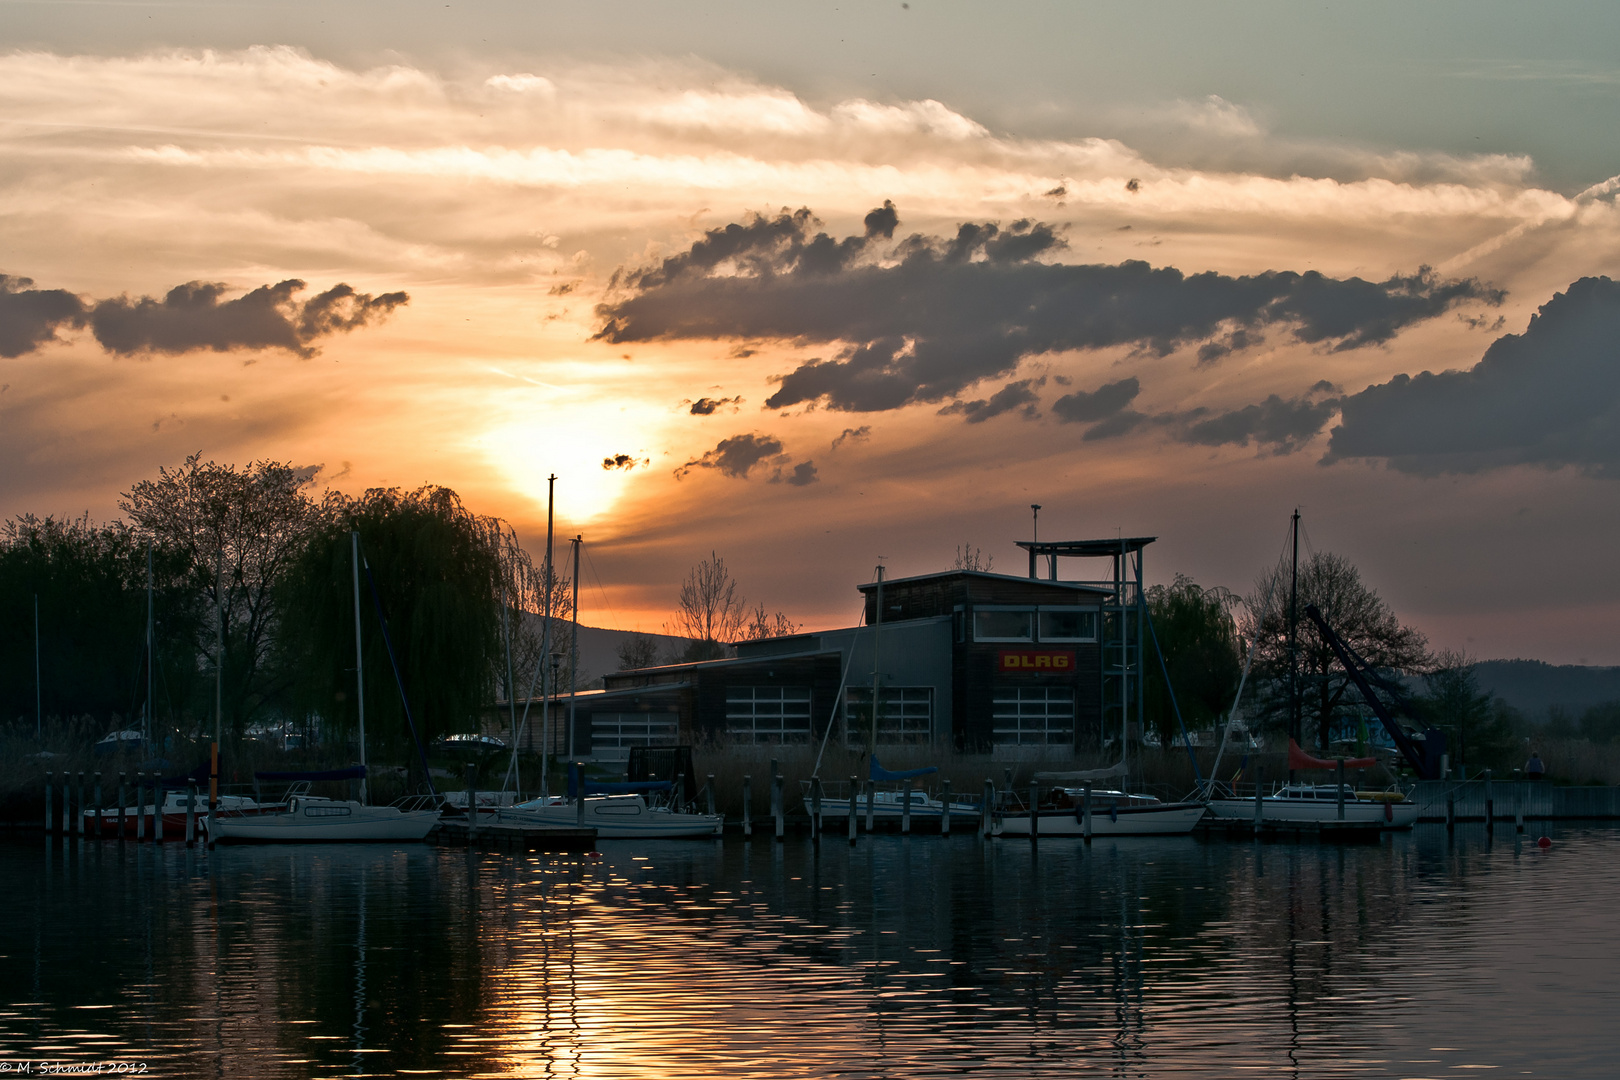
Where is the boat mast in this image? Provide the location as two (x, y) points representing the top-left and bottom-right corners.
(1288, 508), (1300, 780)
(351, 530), (368, 805)
(867, 563), (884, 760)
(568, 535), (581, 762)
(539, 474), (555, 799)
(33, 593), (41, 740)
(501, 581), (517, 755)
(215, 547), (224, 752)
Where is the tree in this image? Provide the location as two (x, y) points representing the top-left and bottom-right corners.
(669, 551), (748, 660)
(1143, 574), (1242, 746)
(1243, 551), (1430, 752)
(122, 454), (320, 742)
(741, 604), (800, 642)
(1420, 652), (1517, 770)
(953, 542), (994, 572)
(277, 486), (502, 767)
(617, 633), (662, 670)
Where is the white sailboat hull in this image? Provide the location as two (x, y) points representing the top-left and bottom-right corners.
(208, 798), (440, 843)
(506, 795), (722, 838)
(1206, 798), (1418, 829)
(997, 803), (1206, 837)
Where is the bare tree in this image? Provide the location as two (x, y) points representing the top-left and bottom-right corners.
(741, 604), (800, 641)
(669, 551), (748, 658)
(617, 632), (662, 670)
(1243, 550), (1430, 752)
(953, 542), (994, 572)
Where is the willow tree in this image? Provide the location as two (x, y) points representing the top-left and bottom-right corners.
(1143, 574), (1242, 747)
(277, 486), (503, 767)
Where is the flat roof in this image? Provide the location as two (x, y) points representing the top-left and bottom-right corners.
(854, 568), (1111, 595)
(1016, 537), (1156, 557)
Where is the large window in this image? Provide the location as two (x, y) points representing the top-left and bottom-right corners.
(992, 686), (1075, 745)
(726, 686), (813, 744)
(1038, 608), (1099, 642)
(591, 712), (678, 751)
(974, 608), (1034, 642)
(844, 687), (934, 746)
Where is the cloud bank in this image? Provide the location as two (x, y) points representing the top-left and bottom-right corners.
(0, 275), (408, 360)
(596, 206), (1501, 414)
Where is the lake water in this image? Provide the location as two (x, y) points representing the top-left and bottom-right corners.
(3, 824), (1617, 1078)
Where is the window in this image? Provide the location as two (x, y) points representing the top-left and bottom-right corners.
(591, 712), (678, 750)
(974, 608), (1033, 641)
(1039, 608), (1099, 642)
(992, 686), (1075, 745)
(726, 686), (813, 744)
(844, 687), (934, 746)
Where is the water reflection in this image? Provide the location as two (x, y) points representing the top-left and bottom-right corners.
(2, 825), (1616, 1077)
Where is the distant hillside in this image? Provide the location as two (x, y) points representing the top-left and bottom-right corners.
(1472, 659), (1620, 719)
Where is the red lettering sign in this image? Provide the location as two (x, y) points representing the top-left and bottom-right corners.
(997, 650), (1076, 673)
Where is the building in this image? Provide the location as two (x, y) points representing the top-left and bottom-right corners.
(512, 537), (1154, 765)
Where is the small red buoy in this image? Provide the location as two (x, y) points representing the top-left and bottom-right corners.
(1537, 836), (1552, 849)
(586, 850), (604, 859)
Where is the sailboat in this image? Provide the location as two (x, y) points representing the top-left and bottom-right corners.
(207, 532), (441, 844)
(504, 765), (722, 838)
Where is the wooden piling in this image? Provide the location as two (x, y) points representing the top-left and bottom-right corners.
(1446, 789), (1455, 831)
(941, 779), (952, 836)
(94, 773), (103, 838)
(1029, 782), (1039, 842)
(772, 770), (784, 841)
(136, 774), (146, 840)
(981, 779), (994, 838)
(706, 773), (717, 818)
(901, 777), (912, 834)
(118, 773), (126, 839)
(810, 776), (822, 841)
(1485, 769), (1495, 830)
(865, 780), (875, 832)
(1253, 767), (1264, 827)
(44, 773), (53, 835)
(153, 778), (162, 843)
(77, 772), (86, 837)
(1083, 782), (1092, 840)
(467, 765), (478, 840)
(1516, 782), (1525, 832)
(576, 765), (586, 827)
(1336, 760), (1345, 821)
(186, 784), (197, 846)
(742, 775), (753, 837)
(847, 776), (857, 843)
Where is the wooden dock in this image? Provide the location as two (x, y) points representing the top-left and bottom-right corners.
(434, 818), (596, 852)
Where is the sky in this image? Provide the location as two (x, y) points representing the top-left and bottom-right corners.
(1, 2), (1618, 662)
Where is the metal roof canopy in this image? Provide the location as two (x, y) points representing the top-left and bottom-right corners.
(1016, 537), (1155, 585)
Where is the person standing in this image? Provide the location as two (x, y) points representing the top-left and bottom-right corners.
(1526, 752), (1546, 781)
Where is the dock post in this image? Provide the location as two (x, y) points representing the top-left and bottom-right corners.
(118, 773), (126, 840)
(136, 774), (146, 841)
(810, 777), (822, 841)
(1484, 769), (1494, 830)
(1516, 782), (1525, 832)
(186, 784), (196, 847)
(742, 775), (752, 837)
(94, 772), (103, 838)
(576, 765), (586, 828)
(1253, 767), (1264, 828)
(1446, 787), (1455, 831)
(467, 765), (478, 841)
(1336, 760), (1345, 821)
(772, 770), (784, 841)
(848, 776), (858, 843)
(865, 779), (875, 832)
(78, 772), (87, 838)
(706, 774), (716, 818)
(44, 773), (53, 836)
(153, 779), (162, 843)
(901, 777), (912, 834)
(1083, 783), (1093, 840)
(941, 779), (952, 836)
(1029, 782), (1039, 842)
(981, 779), (994, 838)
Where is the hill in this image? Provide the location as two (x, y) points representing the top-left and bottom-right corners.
(1472, 659), (1620, 719)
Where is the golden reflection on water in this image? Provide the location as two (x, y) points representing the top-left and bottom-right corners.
(4, 827), (1620, 1077)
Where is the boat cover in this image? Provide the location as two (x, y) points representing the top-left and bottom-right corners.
(1287, 739), (1376, 771)
(870, 756), (939, 782)
(1033, 761), (1128, 782)
(567, 765), (673, 798)
(254, 766), (368, 782)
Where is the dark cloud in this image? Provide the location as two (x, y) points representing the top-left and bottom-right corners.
(602, 453), (650, 471)
(1326, 276), (1620, 477)
(1081, 410), (1148, 441)
(90, 279), (408, 358)
(1180, 381), (1341, 454)
(675, 432), (785, 479)
(687, 395), (742, 415)
(863, 199), (899, 240)
(771, 460), (819, 486)
(938, 377), (1044, 423)
(0, 274), (86, 358)
(597, 205), (1497, 414)
(831, 425), (871, 449)
(1052, 376), (1140, 424)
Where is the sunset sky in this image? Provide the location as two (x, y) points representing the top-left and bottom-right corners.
(2, 2), (1618, 662)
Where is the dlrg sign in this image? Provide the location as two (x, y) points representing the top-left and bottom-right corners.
(997, 650), (1076, 672)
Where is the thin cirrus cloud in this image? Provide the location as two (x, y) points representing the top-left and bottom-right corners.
(0, 274), (408, 359)
(594, 204), (1502, 416)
